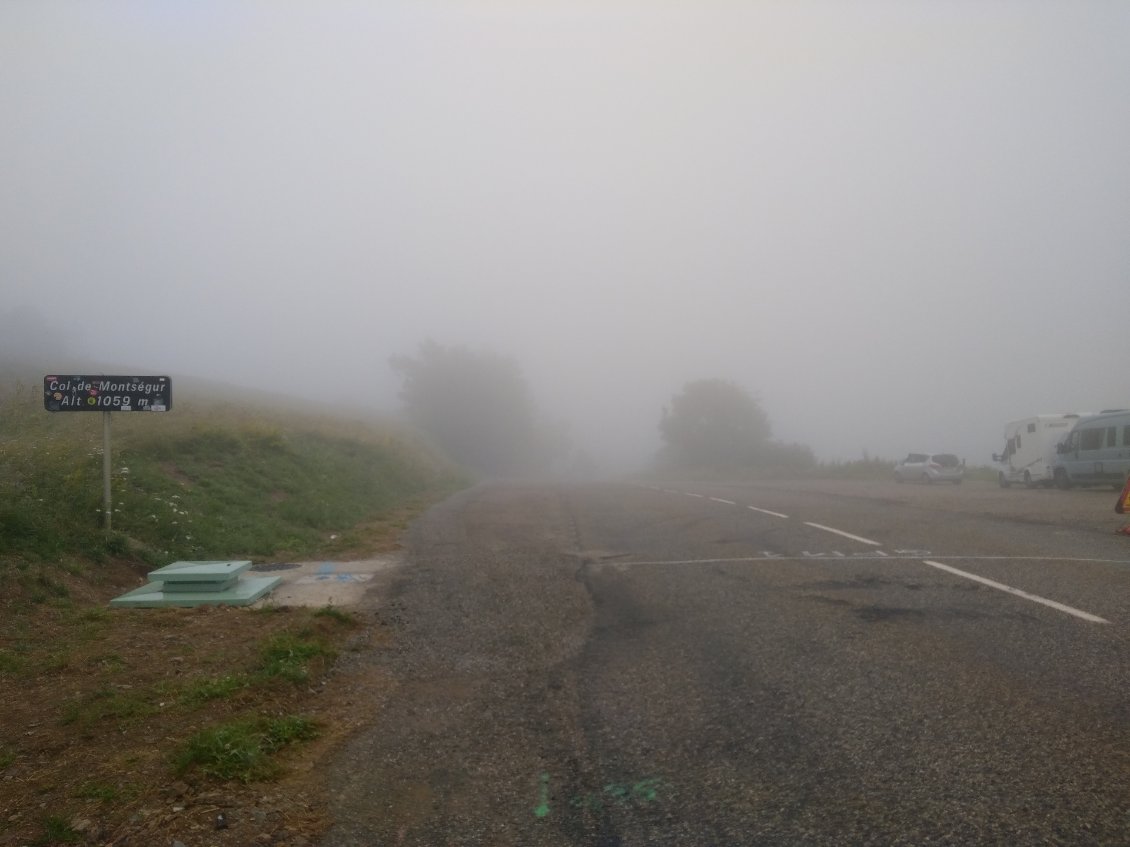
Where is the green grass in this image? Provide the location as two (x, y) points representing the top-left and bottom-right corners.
(181, 674), (250, 706)
(60, 686), (158, 731)
(256, 632), (335, 683)
(0, 648), (25, 674)
(810, 458), (998, 483)
(33, 815), (81, 845)
(313, 605), (356, 625)
(963, 464), (999, 483)
(172, 715), (319, 783)
(74, 781), (131, 803)
(89, 652), (125, 671)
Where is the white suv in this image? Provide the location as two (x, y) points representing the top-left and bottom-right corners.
(894, 453), (964, 484)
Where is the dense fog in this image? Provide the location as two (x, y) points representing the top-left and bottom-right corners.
(3, 2), (1127, 473)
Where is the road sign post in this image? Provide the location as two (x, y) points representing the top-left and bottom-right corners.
(103, 412), (112, 530)
(44, 375), (172, 532)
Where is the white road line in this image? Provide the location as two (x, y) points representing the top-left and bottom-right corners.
(685, 492), (704, 498)
(803, 522), (883, 546)
(626, 556), (819, 566)
(709, 497), (737, 505)
(627, 555), (910, 565)
(615, 554), (1130, 566)
(920, 560), (1109, 624)
(749, 506), (789, 518)
(924, 556), (1130, 565)
(614, 553), (1130, 566)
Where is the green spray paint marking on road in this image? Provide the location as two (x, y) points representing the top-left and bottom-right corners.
(570, 778), (665, 813)
(536, 775), (667, 817)
(534, 772), (551, 818)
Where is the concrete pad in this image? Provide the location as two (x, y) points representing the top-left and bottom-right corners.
(109, 574), (282, 608)
(249, 555), (403, 608)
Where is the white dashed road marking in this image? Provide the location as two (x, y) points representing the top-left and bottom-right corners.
(749, 506), (789, 519)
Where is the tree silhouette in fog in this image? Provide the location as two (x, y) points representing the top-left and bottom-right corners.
(659, 379), (775, 468)
(390, 341), (552, 476)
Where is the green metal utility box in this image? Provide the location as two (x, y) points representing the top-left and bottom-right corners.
(110, 560), (281, 608)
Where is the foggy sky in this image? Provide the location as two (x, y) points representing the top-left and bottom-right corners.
(3, 1), (1128, 472)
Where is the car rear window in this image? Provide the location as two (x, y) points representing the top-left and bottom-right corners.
(931, 454), (960, 467)
(907, 453), (928, 463)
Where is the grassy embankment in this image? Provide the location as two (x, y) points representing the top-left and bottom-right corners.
(1, 380), (463, 578)
(0, 378), (465, 845)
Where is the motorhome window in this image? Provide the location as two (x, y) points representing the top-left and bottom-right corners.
(1107, 427), (1117, 448)
(1124, 425), (1130, 446)
(1027, 423), (1036, 433)
(1016, 434), (1022, 449)
(1080, 429), (1104, 450)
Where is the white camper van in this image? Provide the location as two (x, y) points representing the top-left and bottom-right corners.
(993, 414), (1082, 488)
(1052, 409), (1130, 489)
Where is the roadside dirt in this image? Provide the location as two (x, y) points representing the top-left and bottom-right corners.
(0, 555), (400, 847)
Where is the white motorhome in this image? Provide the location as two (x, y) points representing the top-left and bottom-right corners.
(1052, 409), (1130, 489)
(993, 414), (1083, 488)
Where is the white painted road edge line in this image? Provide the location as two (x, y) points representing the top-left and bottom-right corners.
(920, 560), (1109, 624)
(709, 497), (737, 505)
(616, 554), (1130, 567)
(803, 522), (883, 546)
(685, 492), (704, 498)
(749, 505), (789, 519)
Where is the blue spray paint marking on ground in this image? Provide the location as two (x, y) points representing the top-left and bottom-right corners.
(305, 563), (366, 583)
(315, 563), (345, 581)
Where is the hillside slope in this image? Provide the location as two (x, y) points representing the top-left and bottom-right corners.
(0, 375), (464, 847)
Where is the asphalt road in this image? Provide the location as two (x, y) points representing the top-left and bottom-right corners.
(321, 479), (1130, 846)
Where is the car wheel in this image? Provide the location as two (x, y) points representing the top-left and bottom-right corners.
(1054, 468), (1072, 490)
(1023, 471), (1034, 489)
(998, 472), (1011, 489)
(921, 473), (932, 484)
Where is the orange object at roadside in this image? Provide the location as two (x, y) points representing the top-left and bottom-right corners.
(1117, 477), (1130, 515)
